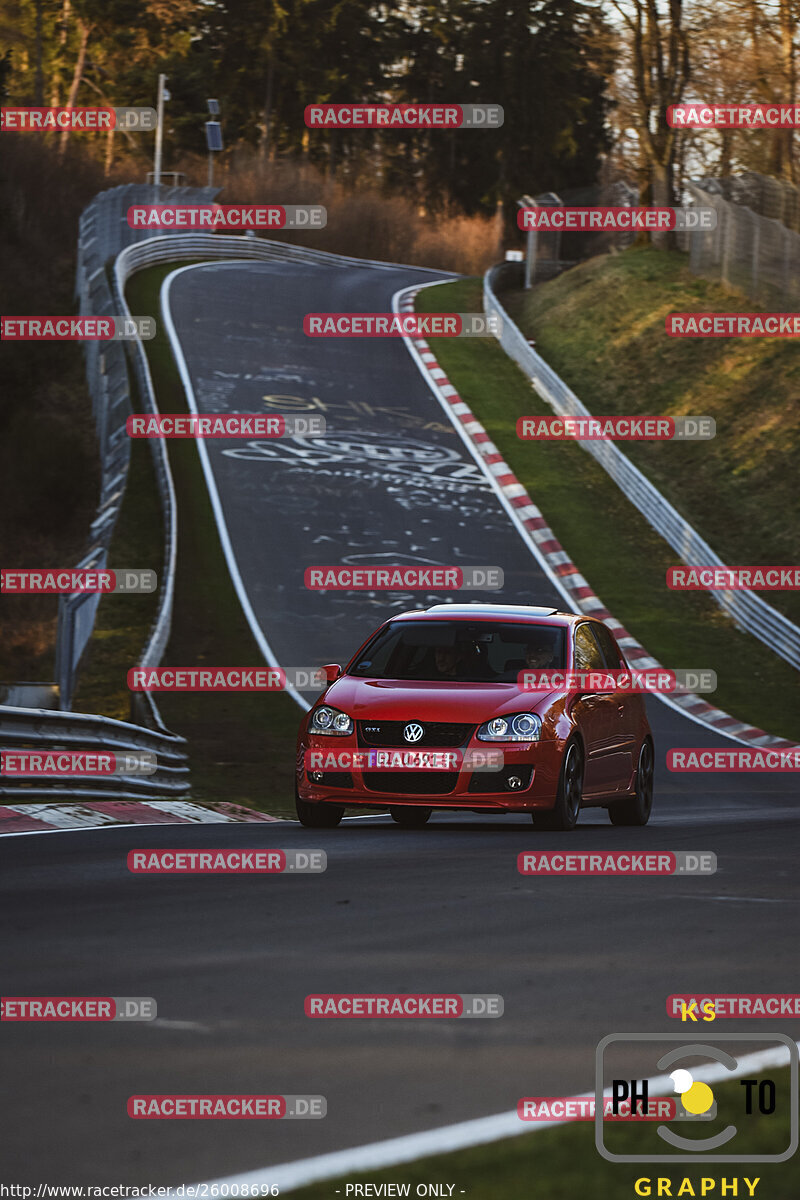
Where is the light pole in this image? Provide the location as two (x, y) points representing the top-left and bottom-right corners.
(205, 99), (223, 188)
(153, 74), (170, 187)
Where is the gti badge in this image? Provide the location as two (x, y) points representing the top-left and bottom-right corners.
(403, 723), (424, 743)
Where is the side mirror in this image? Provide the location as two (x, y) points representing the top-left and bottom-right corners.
(322, 663), (342, 683)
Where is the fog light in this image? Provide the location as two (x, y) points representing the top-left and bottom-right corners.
(507, 775), (523, 790)
(311, 771), (324, 782)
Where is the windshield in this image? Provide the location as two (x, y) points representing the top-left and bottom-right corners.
(347, 620), (567, 683)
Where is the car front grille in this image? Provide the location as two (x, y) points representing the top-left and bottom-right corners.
(357, 721), (473, 748)
(362, 771), (459, 795)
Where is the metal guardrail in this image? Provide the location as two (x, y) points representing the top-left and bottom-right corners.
(483, 262), (800, 670)
(0, 704), (189, 800)
(60, 185), (218, 715)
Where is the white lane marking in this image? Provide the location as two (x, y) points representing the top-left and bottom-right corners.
(161, 266), (312, 715)
(149, 1018), (214, 1032)
(190, 1042), (797, 1194)
(391, 282), (779, 750)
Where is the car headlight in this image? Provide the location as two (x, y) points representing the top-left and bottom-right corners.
(476, 712), (542, 742)
(309, 705), (353, 736)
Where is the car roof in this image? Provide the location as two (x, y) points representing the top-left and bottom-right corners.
(387, 603), (584, 627)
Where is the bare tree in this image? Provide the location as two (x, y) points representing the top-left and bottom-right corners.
(608, 0), (691, 242)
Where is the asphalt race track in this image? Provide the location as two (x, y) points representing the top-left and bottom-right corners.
(161, 259), (551, 668)
(1, 255), (797, 1185)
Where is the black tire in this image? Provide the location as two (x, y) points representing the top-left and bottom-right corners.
(608, 739), (654, 826)
(389, 806), (432, 828)
(295, 788), (344, 828)
(534, 741), (583, 830)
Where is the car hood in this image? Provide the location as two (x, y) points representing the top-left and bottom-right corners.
(320, 676), (558, 722)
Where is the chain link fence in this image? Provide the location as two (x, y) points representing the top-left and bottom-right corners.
(679, 175), (800, 306)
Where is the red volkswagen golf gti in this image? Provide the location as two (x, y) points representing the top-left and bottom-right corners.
(295, 603), (654, 830)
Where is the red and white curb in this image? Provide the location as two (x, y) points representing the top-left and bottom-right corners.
(395, 284), (793, 751)
(0, 800), (281, 836)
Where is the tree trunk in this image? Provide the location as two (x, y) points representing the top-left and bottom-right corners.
(260, 56), (275, 165)
(34, 0), (44, 104)
(58, 19), (90, 158)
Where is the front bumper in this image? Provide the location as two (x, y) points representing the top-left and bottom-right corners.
(296, 734), (564, 812)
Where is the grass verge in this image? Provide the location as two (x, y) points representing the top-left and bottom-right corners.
(501, 246), (800, 627)
(416, 279), (800, 743)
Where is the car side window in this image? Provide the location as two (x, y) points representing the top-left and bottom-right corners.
(573, 623), (605, 670)
(592, 622), (623, 669)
